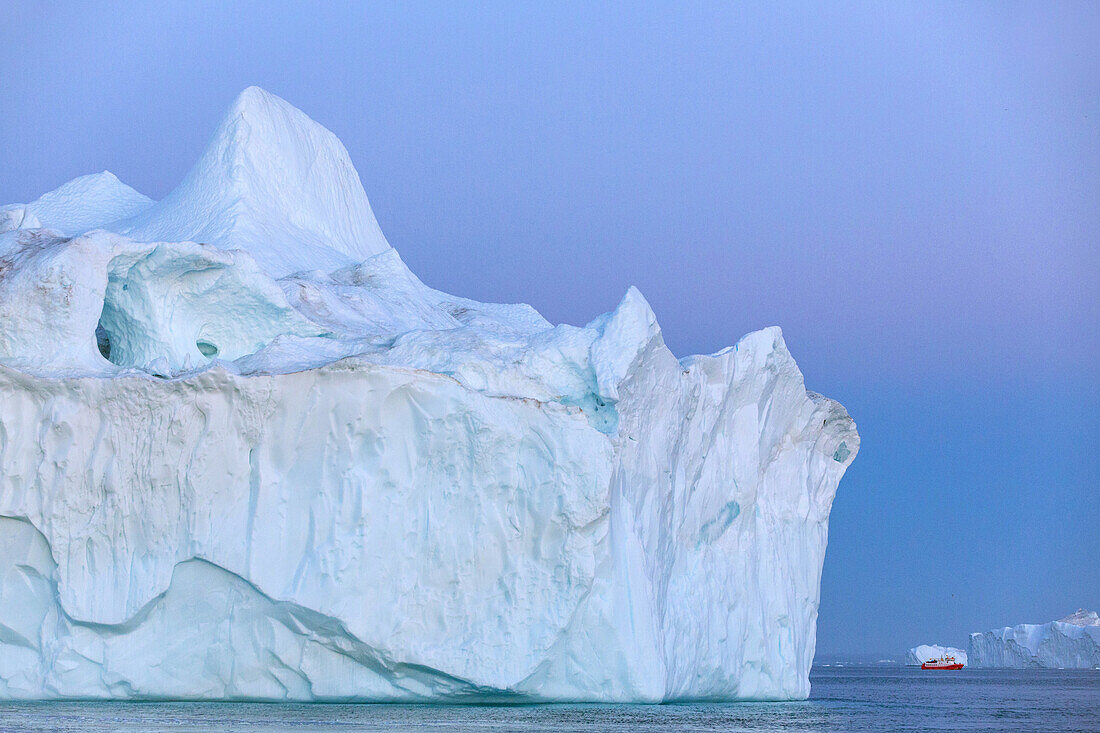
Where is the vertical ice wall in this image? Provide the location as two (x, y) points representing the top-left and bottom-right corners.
(968, 612), (1100, 668)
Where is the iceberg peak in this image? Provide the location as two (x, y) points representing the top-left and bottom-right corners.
(117, 86), (391, 277)
(1060, 609), (1100, 627)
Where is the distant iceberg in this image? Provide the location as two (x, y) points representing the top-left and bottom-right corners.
(968, 610), (1100, 669)
(905, 645), (967, 666)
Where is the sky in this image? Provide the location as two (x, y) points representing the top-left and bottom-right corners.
(1, 1), (1096, 657)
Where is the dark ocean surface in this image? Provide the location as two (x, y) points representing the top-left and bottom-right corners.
(0, 666), (1096, 732)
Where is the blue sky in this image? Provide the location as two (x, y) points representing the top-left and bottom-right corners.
(2, 2), (1096, 656)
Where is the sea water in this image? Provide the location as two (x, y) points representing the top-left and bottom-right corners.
(0, 666), (1096, 732)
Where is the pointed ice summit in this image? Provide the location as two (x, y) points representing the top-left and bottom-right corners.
(118, 86), (391, 277)
(0, 88), (858, 703)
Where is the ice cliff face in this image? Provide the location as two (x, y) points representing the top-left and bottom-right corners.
(0, 87), (858, 701)
(905, 645), (967, 666)
(968, 611), (1100, 669)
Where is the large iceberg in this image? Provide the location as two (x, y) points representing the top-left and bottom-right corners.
(968, 610), (1100, 669)
(0, 88), (858, 701)
(905, 645), (967, 666)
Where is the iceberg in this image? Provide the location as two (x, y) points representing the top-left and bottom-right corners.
(968, 610), (1100, 669)
(905, 645), (967, 666)
(0, 88), (858, 701)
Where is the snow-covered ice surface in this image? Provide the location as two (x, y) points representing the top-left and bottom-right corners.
(116, 86), (392, 277)
(0, 88), (859, 702)
(0, 171), (153, 239)
(968, 611), (1100, 669)
(905, 645), (967, 666)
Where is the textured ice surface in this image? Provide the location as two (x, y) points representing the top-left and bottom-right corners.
(1, 172), (152, 237)
(968, 611), (1100, 669)
(115, 86), (391, 277)
(905, 645), (967, 666)
(0, 88), (858, 701)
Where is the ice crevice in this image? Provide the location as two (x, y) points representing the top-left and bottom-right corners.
(0, 87), (859, 701)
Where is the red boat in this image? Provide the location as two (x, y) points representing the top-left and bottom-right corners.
(921, 654), (964, 670)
